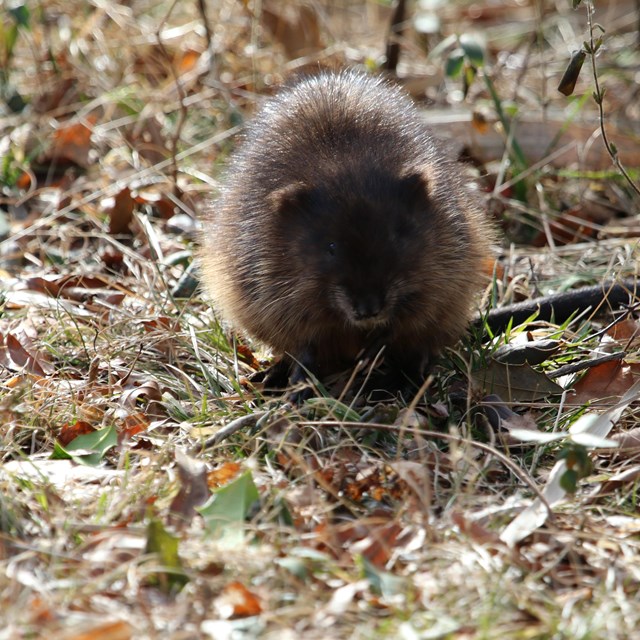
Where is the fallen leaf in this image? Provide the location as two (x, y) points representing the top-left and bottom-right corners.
(198, 471), (259, 544)
(145, 517), (188, 592)
(120, 411), (150, 439)
(606, 318), (640, 346)
(215, 581), (263, 619)
(482, 394), (540, 435)
(613, 427), (640, 450)
(52, 424), (118, 467)
(472, 360), (563, 402)
(170, 449), (210, 525)
(58, 421), (96, 446)
(49, 116), (96, 168)
(492, 339), (561, 366)
(61, 620), (134, 640)
(108, 188), (135, 235)
(0, 327), (55, 376)
(451, 510), (501, 546)
(261, 0), (323, 59)
(208, 461), (242, 488)
(571, 359), (640, 406)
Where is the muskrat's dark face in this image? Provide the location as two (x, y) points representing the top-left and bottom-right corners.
(270, 172), (433, 330)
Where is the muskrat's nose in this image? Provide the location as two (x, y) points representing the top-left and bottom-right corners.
(353, 293), (385, 320)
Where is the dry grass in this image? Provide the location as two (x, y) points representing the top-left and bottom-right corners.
(1, 0), (640, 638)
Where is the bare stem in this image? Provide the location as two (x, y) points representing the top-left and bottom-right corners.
(586, 0), (640, 197)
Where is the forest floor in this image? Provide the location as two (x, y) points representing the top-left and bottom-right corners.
(1, 0), (640, 638)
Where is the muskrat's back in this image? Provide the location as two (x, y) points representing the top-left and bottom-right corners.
(201, 69), (494, 388)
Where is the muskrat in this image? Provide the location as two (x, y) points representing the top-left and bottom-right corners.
(200, 69), (495, 395)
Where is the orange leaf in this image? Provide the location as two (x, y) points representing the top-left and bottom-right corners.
(50, 116), (96, 168)
(208, 462), (242, 488)
(471, 110), (489, 134)
(62, 620), (133, 640)
(177, 49), (201, 74)
(58, 421), (96, 446)
(121, 412), (150, 438)
(216, 581), (263, 619)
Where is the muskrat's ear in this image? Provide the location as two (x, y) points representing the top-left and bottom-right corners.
(268, 182), (310, 215)
(399, 170), (431, 205)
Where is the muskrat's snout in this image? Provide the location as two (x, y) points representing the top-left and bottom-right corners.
(333, 285), (391, 327)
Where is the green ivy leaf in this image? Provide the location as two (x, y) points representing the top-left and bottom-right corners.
(444, 49), (465, 78)
(198, 471), (259, 544)
(459, 34), (485, 67)
(145, 517), (189, 592)
(559, 468), (579, 494)
(9, 5), (30, 29)
(51, 425), (118, 466)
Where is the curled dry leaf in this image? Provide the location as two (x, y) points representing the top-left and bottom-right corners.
(571, 359), (640, 407)
(215, 581), (263, 619)
(58, 420), (96, 446)
(613, 427), (640, 450)
(207, 461), (242, 488)
(482, 394), (539, 437)
(597, 465), (640, 496)
(47, 115), (97, 168)
(107, 188), (135, 235)
(170, 449), (210, 525)
(0, 328), (55, 376)
(451, 510), (501, 546)
(60, 620), (134, 640)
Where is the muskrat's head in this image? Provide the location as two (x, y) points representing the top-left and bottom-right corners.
(269, 170), (436, 330)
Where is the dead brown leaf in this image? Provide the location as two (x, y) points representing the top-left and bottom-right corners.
(482, 395), (540, 435)
(170, 450), (210, 525)
(58, 421), (96, 446)
(323, 512), (405, 568)
(598, 465), (640, 495)
(0, 325), (55, 376)
(59, 620), (133, 640)
(451, 511), (501, 546)
(108, 188), (136, 235)
(48, 116), (97, 168)
(571, 360), (640, 406)
(613, 427), (640, 450)
(215, 581), (263, 619)
(606, 318), (640, 347)
(208, 462), (242, 488)
(120, 411), (150, 439)
(260, 1), (323, 59)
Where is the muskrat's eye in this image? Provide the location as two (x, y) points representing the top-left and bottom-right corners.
(327, 242), (337, 256)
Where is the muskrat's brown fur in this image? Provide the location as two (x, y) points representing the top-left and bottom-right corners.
(200, 69), (494, 393)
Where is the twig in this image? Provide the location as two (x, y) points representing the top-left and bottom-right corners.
(585, 0), (640, 197)
(156, 0), (188, 198)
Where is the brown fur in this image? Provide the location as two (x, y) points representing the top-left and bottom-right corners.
(200, 69), (495, 389)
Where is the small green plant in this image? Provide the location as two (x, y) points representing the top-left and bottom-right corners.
(436, 32), (529, 195)
(0, 3), (30, 112)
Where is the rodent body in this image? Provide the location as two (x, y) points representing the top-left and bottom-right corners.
(201, 69), (494, 392)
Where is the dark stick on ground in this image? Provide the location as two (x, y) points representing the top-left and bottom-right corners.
(477, 280), (639, 335)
